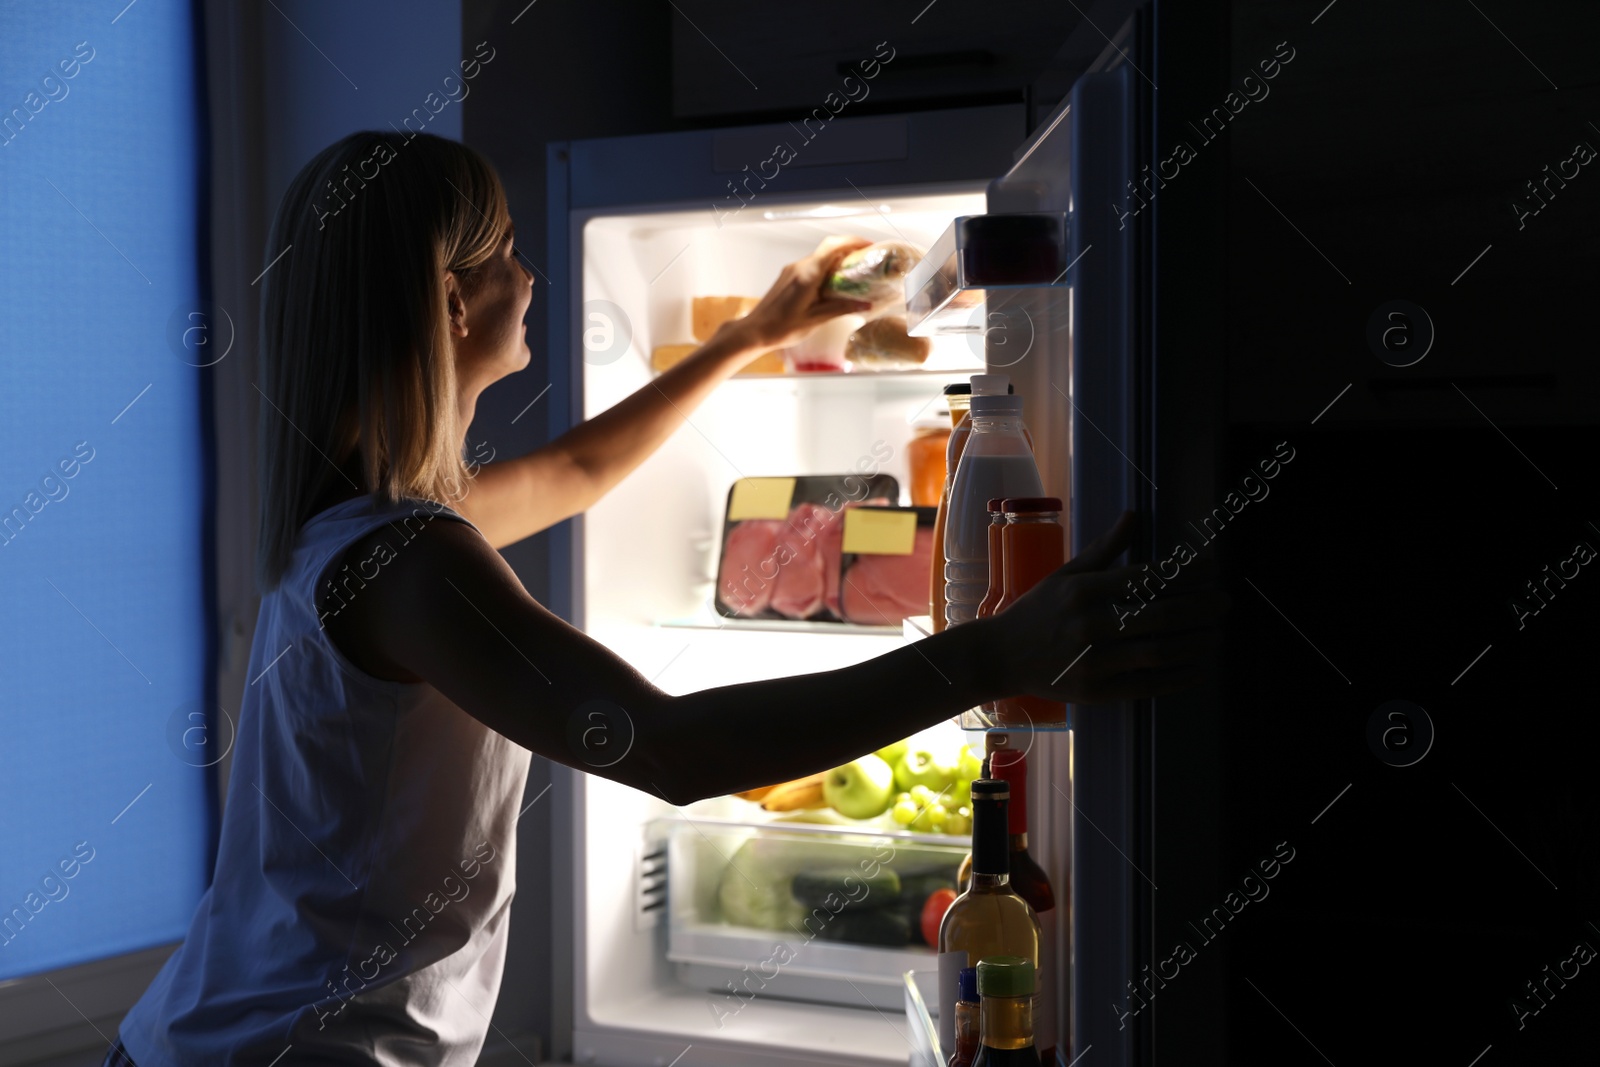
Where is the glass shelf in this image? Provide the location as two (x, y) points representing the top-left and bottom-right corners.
(651, 808), (964, 848)
(658, 613), (904, 637)
(717, 365), (981, 383)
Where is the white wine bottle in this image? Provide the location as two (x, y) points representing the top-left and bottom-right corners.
(936, 779), (1040, 1057)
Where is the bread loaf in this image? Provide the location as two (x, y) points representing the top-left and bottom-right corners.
(844, 315), (932, 369)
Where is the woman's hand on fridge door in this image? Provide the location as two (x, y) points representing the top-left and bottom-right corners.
(990, 510), (1231, 703)
(722, 235), (875, 352)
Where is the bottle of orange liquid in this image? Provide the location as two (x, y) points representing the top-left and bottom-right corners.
(907, 415), (952, 509)
(992, 498), (1066, 728)
(928, 384), (972, 634)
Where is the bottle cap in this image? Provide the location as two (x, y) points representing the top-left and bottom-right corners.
(958, 966), (979, 1004)
(976, 956), (1036, 997)
(969, 394), (1024, 416)
(987, 497), (1007, 513)
(949, 378), (1013, 395)
(970, 373), (1010, 395)
(1002, 497), (1062, 513)
(969, 778), (1009, 801)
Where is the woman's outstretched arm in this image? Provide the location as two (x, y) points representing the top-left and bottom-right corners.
(339, 511), (1225, 805)
(459, 237), (874, 550)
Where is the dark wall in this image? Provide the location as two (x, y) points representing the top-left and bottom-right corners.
(464, 0), (691, 612)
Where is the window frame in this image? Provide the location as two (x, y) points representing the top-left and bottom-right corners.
(0, 947), (177, 1065)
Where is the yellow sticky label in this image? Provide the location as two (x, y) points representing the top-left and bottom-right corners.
(728, 477), (795, 521)
(842, 509), (918, 555)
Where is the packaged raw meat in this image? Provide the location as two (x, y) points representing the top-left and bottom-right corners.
(717, 518), (784, 616)
(713, 475), (900, 621)
(838, 506), (937, 626)
(769, 502), (835, 619)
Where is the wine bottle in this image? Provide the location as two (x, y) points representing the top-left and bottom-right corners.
(957, 749), (1055, 913)
(971, 956), (1043, 1067)
(936, 780), (1040, 1057)
(987, 749), (1057, 1063)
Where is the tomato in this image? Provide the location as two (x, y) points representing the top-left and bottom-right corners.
(920, 887), (958, 947)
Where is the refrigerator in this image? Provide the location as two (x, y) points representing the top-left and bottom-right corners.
(541, 7), (1224, 1064)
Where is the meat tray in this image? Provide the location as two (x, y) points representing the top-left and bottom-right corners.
(714, 474), (900, 623)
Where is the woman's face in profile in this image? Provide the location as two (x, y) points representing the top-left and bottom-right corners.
(456, 221), (535, 382)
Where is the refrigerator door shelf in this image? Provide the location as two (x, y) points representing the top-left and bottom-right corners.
(958, 707), (1070, 733)
(904, 969), (943, 1067)
(904, 213), (1072, 336)
(662, 819), (965, 1011)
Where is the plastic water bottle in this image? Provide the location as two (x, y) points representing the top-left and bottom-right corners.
(943, 376), (1043, 629)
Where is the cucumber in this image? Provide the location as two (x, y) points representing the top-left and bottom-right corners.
(894, 871), (959, 945)
(791, 868), (901, 910)
(814, 908), (914, 947)
(898, 870), (957, 903)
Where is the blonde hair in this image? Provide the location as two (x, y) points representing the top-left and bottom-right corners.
(255, 130), (510, 591)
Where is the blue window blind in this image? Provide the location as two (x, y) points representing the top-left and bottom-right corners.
(0, 2), (213, 980)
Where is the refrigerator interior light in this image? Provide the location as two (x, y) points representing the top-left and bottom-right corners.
(904, 212), (1072, 336)
(761, 203), (893, 220)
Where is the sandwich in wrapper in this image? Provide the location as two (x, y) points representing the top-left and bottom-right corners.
(825, 240), (924, 315)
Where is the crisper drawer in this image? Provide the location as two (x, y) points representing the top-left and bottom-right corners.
(657, 816), (966, 1013)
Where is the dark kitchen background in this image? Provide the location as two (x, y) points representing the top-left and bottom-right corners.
(2, 1), (1595, 1064)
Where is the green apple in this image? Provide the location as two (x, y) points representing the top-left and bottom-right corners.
(824, 755), (896, 819)
(894, 748), (958, 793)
(875, 739), (911, 768)
(957, 743), (984, 783)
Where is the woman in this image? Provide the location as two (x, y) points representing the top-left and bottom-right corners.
(109, 131), (1223, 1066)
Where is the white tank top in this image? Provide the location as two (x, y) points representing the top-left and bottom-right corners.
(118, 494), (532, 1066)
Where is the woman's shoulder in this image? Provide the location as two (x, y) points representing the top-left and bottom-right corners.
(304, 496), (480, 619)
(318, 509), (490, 684)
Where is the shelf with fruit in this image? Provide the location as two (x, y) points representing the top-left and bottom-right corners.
(656, 729), (979, 958)
(720, 729), (979, 831)
(672, 728), (982, 839)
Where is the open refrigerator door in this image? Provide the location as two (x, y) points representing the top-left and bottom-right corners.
(546, 99), (1086, 1067)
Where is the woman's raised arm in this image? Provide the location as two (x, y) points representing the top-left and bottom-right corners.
(457, 237), (875, 550)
